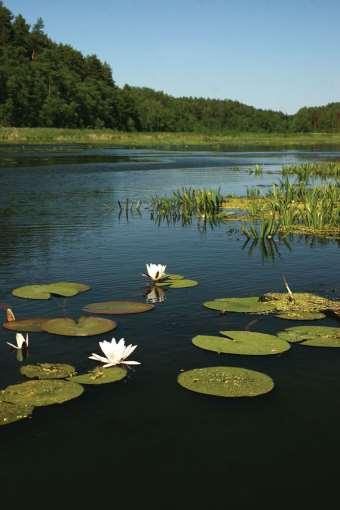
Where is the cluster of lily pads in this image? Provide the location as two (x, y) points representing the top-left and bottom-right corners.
(1, 264), (200, 426)
(177, 289), (339, 399)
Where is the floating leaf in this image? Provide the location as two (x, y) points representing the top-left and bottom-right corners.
(1, 380), (84, 407)
(276, 311), (326, 321)
(203, 297), (275, 314)
(177, 367), (274, 398)
(165, 274), (184, 280)
(0, 401), (34, 426)
(193, 331), (290, 355)
(42, 316), (116, 336)
(20, 363), (76, 380)
(83, 301), (154, 315)
(278, 325), (340, 347)
(3, 318), (53, 332)
(203, 292), (338, 315)
(12, 281), (90, 300)
(169, 279), (198, 288)
(70, 366), (127, 385)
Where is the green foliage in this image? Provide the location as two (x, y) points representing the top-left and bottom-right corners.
(177, 367), (274, 398)
(0, 401), (34, 426)
(70, 367), (127, 385)
(83, 300), (154, 314)
(12, 281), (90, 299)
(41, 316), (117, 336)
(1, 379), (84, 406)
(192, 331), (290, 355)
(20, 363), (76, 379)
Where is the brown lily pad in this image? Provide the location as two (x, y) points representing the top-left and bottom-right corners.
(3, 318), (53, 332)
(83, 301), (154, 315)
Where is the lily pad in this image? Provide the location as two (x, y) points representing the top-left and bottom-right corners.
(278, 326), (340, 347)
(169, 279), (199, 288)
(41, 316), (116, 336)
(0, 401), (34, 426)
(177, 367), (274, 398)
(276, 311), (326, 321)
(203, 292), (338, 315)
(203, 297), (275, 314)
(83, 301), (154, 315)
(1, 380), (84, 407)
(193, 331), (290, 355)
(3, 318), (52, 332)
(69, 366), (127, 385)
(12, 281), (90, 300)
(165, 274), (184, 280)
(20, 363), (76, 379)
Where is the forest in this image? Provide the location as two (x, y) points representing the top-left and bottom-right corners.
(1, 1), (340, 133)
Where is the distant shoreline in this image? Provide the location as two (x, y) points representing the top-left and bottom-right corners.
(1, 128), (340, 148)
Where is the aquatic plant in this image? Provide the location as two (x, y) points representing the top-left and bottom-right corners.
(7, 333), (29, 350)
(89, 338), (140, 367)
(282, 161), (340, 180)
(177, 367), (274, 398)
(1, 380), (84, 407)
(278, 325), (340, 346)
(192, 331), (290, 355)
(241, 218), (281, 240)
(0, 401), (34, 426)
(3, 317), (53, 332)
(42, 316), (116, 336)
(70, 367), (127, 385)
(20, 363), (76, 380)
(12, 281), (90, 300)
(83, 300), (154, 314)
(144, 263), (167, 282)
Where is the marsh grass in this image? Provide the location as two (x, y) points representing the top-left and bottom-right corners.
(3, 128), (340, 147)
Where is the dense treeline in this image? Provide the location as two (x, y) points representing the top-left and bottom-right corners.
(1, 2), (340, 133)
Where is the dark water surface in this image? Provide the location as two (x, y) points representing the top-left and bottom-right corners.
(0, 145), (339, 506)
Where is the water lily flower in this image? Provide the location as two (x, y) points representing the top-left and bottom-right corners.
(6, 307), (16, 322)
(7, 333), (29, 350)
(89, 338), (140, 367)
(144, 263), (167, 281)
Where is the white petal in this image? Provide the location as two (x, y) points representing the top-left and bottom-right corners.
(7, 342), (20, 350)
(122, 344), (137, 359)
(89, 353), (110, 364)
(16, 333), (26, 349)
(99, 340), (116, 359)
(121, 360), (141, 365)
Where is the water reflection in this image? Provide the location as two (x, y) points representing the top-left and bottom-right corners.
(144, 286), (166, 304)
(242, 236), (292, 262)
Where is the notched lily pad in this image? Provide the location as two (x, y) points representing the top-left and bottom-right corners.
(276, 311), (326, 321)
(83, 301), (154, 315)
(193, 331), (290, 355)
(3, 318), (53, 332)
(177, 367), (274, 398)
(12, 281), (90, 300)
(1, 380), (84, 407)
(278, 325), (340, 347)
(20, 363), (76, 379)
(203, 297), (275, 314)
(0, 401), (34, 426)
(42, 316), (116, 336)
(204, 293), (338, 316)
(70, 366), (127, 385)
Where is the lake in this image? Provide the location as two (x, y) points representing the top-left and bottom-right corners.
(0, 145), (339, 506)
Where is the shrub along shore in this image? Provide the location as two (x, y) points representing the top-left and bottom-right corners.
(2, 128), (340, 147)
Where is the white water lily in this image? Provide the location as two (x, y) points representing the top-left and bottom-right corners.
(89, 338), (140, 368)
(144, 263), (167, 281)
(7, 333), (29, 350)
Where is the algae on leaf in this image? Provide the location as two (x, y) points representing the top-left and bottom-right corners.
(193, 330), (290, 355)
(278, 325), (340, 347)
(0, 401), (34, 426)
(42, 316), (116, 336)
(177, 366), (274, 397)
(12, 281), (90, 300)
(70, 366), (127, 385)
(1, 380), (84, 407)
(20, 363), (76, 379)
(276, 311), (326, 321)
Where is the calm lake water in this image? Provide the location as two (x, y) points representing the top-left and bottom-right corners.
(0, 145), (339, 506)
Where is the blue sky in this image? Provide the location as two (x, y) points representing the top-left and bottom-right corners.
(5, 0), (340, 114)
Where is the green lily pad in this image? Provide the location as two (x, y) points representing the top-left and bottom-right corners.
(0, 401), (34, 426)
(193, 331), (290, 355)
(12, 282), (90, 300)
(83, 301), (154, 315)
(165, 274), (184, 280)
(276, 311), (326, 321)
(69, 366), (127, 385)
(169, 279), (198, 288)
(3, 318), (53, 332)
(20, 363), (76, 379)
(177, 367), (274, 398)
(203, 297), (275, 314)
(278, 326), (340, 347)
(41, 316), (116, 336)
(1, 380), (84, 407)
